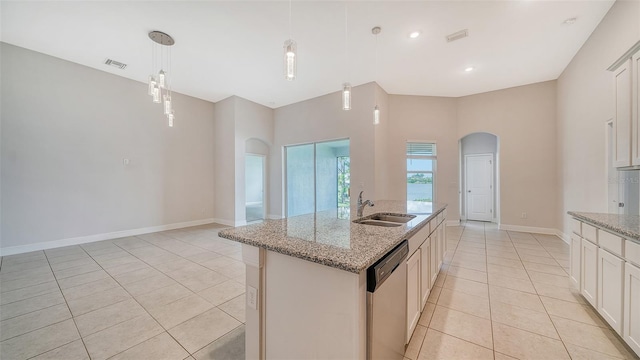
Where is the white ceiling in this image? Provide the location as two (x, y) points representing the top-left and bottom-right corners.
(1, 1), (614, 108)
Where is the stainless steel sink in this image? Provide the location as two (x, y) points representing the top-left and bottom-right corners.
(353, 213), (415, 227)
(369, 214), (416, 223)
(356, 220), (402, 227)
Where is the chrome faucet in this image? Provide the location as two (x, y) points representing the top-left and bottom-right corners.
(357, 191), (374, 217)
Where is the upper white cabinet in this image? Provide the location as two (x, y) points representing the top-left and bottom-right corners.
(634, 51), (640, 166)
(614, 60), (632, 167)
(610, 41), (640, 168)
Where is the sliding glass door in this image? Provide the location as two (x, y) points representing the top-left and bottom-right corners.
(285, 139), (350, 217)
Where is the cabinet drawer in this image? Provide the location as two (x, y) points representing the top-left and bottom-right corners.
(582, 223), (598, 244)
(599, 230), (624, 257)
(627, 240), (640, 267)
(571, 219), (582, 236)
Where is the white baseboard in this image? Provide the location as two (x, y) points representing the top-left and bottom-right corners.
(446, 220), (461, 227)
(0, 218), (216, 257)
(499, 224), (567, 243)
(268, 214), (283, 220)
(212, 218), (237, 227)
(555, 230), (571, 245)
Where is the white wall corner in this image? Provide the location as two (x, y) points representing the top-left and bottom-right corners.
(0, 218), (216, 257)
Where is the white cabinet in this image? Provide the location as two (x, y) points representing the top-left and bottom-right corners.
(406, 250), (421, 343)
(614, 59), (632, 168)
(633, 50), (640, 166)
(624, 262), (640, 354)
(437, 225), (445, 269)
(430, 230), (439, 287)
(597, 248), (624, 335)
(570, 234), (581, 289)
(581, 238), (598, 307)
(420, 238), (431, 310)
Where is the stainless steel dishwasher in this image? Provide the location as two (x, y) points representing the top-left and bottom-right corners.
(367, 240), (409, 360)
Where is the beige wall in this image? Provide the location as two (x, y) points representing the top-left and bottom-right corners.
(557, 0), (640, 236)
(1, 43), (216, 251)
(457, 81), (558, 229)
(271, 83), (378, 218)
(213, 96), (236, 225)
(213, 96), (274, 225)
(387, 95), (460, 221)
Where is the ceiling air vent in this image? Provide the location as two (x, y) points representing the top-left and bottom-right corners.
(446, 29), (469, 43)
(104, 59), (127, 70)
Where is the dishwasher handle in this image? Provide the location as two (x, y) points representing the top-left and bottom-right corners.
(366, 240), (409, 293)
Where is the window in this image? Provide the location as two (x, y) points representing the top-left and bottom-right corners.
(407, 142), (436, 211)
(285, 139), (350, 218)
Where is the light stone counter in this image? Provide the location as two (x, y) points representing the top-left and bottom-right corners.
(219, 200), (447, 273)
(568, 211), (640, 243)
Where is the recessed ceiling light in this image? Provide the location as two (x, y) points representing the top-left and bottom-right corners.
(563, 17), (577, 25)
(465, 67), (474, 72)
(409, 31), (421, 39)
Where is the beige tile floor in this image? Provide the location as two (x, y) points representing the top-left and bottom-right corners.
(405, 221), (639, 360)
(1, 221), (639, 360)
(0, 224), (245, 360)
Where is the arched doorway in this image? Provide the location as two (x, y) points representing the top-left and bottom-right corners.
(245, 138), (269, 222)
(459, 132), (500, 223)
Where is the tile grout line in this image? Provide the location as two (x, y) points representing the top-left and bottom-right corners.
(482, 222), (498, 360)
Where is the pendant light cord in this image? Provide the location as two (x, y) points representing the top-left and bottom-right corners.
(345, 2), (349, 81)
(289, 0), (292, 39)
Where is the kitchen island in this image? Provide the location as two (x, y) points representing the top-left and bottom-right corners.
(219, 200), (448, 359)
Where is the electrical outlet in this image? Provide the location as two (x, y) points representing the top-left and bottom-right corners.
(521, 212), (527, 219)
(123, 158), (130, 166)
(247, 286), (257, 310)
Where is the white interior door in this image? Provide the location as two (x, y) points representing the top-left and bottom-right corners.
(465, 154), (493, 222)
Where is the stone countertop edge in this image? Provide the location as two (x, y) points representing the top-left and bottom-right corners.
(219, 202), (447, 274)
(568, 211), (640, 242)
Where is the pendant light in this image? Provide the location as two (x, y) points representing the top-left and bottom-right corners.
(372, 26), (381, 124)
(284, 0), (297, 81)
(342, 2), (351, 111)
(148, 31), (176, 127)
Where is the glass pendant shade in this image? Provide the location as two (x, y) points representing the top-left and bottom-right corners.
(158, 70), (166, 88)
(152, 85), (161, 103)
(284, 39), (297, 81)
(373, 105), (380, 124)
(148, 76), (157, 96)
(342, 83), (352, 111)
(168, 112), (175, 127)
(164, 95), (172, 115)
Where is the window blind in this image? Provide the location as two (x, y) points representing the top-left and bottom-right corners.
(406, 142), (436, 156)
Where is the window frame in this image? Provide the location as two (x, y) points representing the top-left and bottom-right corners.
(406, 141), (437, 204)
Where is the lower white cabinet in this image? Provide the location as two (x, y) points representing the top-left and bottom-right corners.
(597, 248), (624, 335)
(430, 232), (438, 287)
(420, 239), (431, 310)
(437, 226), (444, 269)
(625, 262), (640, 354)
(581, 238), (598, 307)
(570, 235), (581, 289)
(406, 250), (421, 344)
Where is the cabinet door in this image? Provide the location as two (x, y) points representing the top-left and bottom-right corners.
(597, 248), (624, 335)
(633, 51), (640, 166)
(624, 262), (640, 354)
(570, 235), (581, 289)
(430, 232), (439, 287)
(614, 59), (632, 168)
(420, 240), (431, 310)
(581, 239), (598, 307)
(406, 251), (421, 344)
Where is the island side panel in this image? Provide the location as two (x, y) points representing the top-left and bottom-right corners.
(265, 250), (367, 360)
(242, 244), (265, 360)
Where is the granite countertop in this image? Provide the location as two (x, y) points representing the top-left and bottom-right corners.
(568, 211), (640, 242)
(218, 200), (447, 273)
